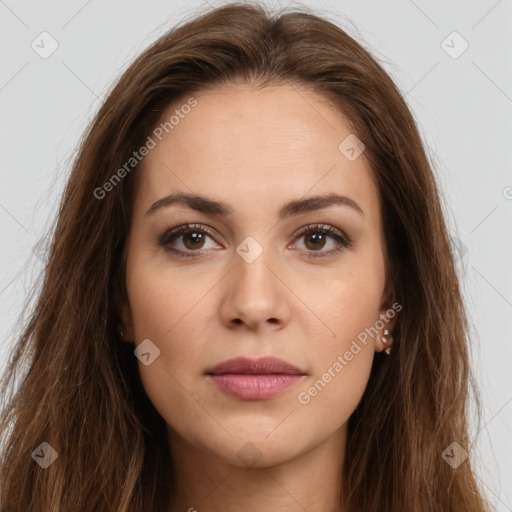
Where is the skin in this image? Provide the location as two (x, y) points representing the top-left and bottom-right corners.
(120, 83), (397, 512)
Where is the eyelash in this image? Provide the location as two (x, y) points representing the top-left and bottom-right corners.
(157, 223), (353, 259)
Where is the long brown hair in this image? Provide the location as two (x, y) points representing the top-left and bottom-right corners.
(0, 2), (490, 510)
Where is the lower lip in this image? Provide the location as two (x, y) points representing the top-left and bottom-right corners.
(207, 373), (305, 400)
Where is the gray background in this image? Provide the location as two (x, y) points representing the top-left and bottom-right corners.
(0, 0), (511, 508)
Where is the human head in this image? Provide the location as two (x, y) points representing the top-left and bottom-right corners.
(0, 2), (487, 511)
(119, 78), (397, 469)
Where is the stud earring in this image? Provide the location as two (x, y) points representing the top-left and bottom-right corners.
(381, 328), (394, 355)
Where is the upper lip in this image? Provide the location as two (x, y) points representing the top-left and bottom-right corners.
(205, 356), (305, 376)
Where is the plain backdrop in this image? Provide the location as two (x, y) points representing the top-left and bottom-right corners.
(0, 0), (511, 508)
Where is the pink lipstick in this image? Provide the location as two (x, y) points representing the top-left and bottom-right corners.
(205, 356), (306, 400)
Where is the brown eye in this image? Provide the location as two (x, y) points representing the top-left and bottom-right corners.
(182, 232), (206, 250)
(158, 224), (220, 258)
(303, 232), (327, 251)
(292, 224), (352, 258)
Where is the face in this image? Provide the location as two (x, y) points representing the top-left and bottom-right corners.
(120, 83), (396, 468)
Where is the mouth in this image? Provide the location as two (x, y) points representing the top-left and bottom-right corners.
(205, 356), (305, 376)
(205, 356), (307, 400)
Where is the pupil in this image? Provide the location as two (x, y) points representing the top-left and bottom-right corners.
(306, 233), (325, 250)
(185, 232), (203, 249)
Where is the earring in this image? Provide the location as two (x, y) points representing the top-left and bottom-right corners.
(381, 328), (393, 355)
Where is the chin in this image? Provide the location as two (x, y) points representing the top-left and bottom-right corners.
(194, 428), (306, 468)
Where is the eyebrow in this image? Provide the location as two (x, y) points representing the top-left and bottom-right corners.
(145, 191), (364, 220)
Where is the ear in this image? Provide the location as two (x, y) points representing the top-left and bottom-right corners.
(375, 279), (400, 352)
(113, 271), (135, 344)
(118, 299), (135, 344)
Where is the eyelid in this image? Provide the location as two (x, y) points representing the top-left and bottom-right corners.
(290, 223), (350, 243)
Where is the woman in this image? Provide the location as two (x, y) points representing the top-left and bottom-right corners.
(0, 2), (490, 510)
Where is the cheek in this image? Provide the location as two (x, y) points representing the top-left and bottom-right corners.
(297, 250), (385, 347)
(124, 247), (187, 381)
(294, 275), (380, 424)
(127, 269), (204, 372)
(125, 262), (207, 435)
(125, 240), (200, 338)
(295, 342), (374, 438)
(293, 251), (384, 414)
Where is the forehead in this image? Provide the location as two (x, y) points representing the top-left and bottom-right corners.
(133, 83), (380, 225)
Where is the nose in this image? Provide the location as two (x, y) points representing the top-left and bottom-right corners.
(219, 244), (291, 332)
